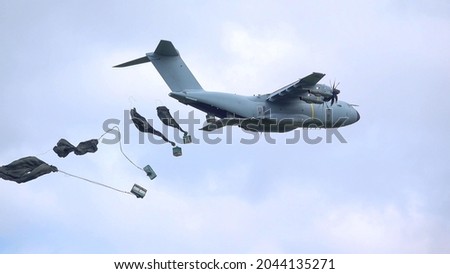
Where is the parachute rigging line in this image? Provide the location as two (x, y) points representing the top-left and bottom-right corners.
(35, 148), (53, 157)
(98, 126), (144, 172)
(58, 169), (132, 195)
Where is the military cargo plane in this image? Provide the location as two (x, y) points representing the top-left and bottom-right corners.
(115, 40), (360, 132)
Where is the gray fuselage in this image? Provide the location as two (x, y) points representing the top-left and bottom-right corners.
(170, 90), (360, 132)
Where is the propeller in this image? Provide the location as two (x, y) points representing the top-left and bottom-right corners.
(330, 81), (340, 105)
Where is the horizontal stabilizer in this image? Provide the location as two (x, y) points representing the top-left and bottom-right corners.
(113, 56), (150, 68)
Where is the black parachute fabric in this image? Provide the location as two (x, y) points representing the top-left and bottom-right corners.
(53, 138), (99, 158)
(156, 106), (188, 134)
(0, 156), (139, 196)
(0, 156), (58, 184)
(130, 108), (176, 146)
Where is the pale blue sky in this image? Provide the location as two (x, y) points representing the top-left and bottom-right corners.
(1, 0), (450, 253)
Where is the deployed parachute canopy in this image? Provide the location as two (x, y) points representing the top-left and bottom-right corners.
(0, 156), (58, 184)
(53, 138), (99, 158)
(0, 156), (148, 198)
(1, 106), (167, 198)
(156, 106), (192, 144)
(130, 108), (176, 146)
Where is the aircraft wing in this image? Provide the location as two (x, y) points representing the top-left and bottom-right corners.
(266, 72), (325, 102)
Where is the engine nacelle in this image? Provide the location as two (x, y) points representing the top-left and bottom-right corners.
(309, 89), (332, 98)
(300, 95), (324, 104)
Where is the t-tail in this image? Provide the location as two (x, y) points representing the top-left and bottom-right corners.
(114, 40), (203, 92)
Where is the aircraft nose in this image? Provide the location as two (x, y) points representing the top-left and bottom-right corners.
(355, 110), (360, 122)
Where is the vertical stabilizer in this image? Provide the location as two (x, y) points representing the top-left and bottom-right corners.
(115, 40), (203, 92)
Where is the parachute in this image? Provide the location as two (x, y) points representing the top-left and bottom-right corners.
(53, 138), (99, 158)
(2, 105), (191, 198)
(0, 156), (147, 198)
(1, 127), (153, 198)
(130, 108), (176, 146)
(157, 106), (187, 133)
(130, 107), (183, 156)
(157, 106), (192, 144)
(0, 156), (58, 184)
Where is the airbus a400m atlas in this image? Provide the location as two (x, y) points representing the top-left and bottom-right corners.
(115, 40), (360, 132)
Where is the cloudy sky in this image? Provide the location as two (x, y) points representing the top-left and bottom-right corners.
(1, 0), (449, 253)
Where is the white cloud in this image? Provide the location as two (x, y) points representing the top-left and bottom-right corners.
(219, 22), (299, 93)
(316, 204), (426, 252)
